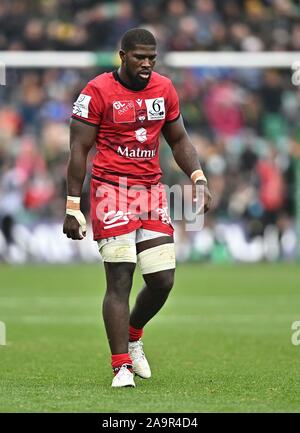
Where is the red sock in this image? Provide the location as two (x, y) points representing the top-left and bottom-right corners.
(111, 353), (132, 375)
(129, 325), (143, 342)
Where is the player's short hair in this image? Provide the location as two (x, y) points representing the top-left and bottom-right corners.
(121, 28), (156, 52)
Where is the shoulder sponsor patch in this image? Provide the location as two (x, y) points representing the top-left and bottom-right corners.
(73, 94), (91, 118)
(145, 97), (165, 120)
(113, 100), (135, 123)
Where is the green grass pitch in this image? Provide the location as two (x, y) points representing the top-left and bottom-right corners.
(0, 262), (300, 413)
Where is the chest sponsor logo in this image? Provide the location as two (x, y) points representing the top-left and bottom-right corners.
(145, 97), (165, 120)
(73, 94), (91, 118)
(113, 100), (135, 123)
(117, 146), (156, 158)
(135, 127), (147, 143)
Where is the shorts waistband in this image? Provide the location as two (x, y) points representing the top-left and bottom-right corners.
(91, 174), (158, 190)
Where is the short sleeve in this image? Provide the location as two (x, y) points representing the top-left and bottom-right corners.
(165, 81), (180, 123)
(71, 82), (102, 126)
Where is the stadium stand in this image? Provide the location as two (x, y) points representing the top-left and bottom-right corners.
(0, 0), (299, 263)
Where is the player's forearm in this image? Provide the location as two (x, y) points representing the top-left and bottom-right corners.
(66, 145), (89, 197)
(171, 138), (202, 178)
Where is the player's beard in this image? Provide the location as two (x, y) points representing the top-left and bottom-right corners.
(127, 67), (151, 90)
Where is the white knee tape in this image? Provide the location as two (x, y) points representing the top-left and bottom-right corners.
(137, 243), (176, 275)
(97, 233), (137, 263)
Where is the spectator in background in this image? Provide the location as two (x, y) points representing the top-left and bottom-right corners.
(204, 80), (244, 139)
(0, 158), (25, 260)
(0, 0), (299, 262)
(256, 149), (286, 226)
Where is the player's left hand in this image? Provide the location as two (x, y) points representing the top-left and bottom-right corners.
(192, 181), (212, 214)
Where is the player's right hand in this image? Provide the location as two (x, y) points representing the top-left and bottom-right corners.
(63, 211), (86, 240)
(192, 181), (212, 215)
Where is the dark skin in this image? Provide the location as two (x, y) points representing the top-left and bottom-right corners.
(118, 44), (157, 90)
(63, 43), (212, 354)
(63, 119), (97, 239)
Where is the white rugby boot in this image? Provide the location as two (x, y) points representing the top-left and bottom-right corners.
(111, 364), (135, 388)
(128, 340), (151, 379)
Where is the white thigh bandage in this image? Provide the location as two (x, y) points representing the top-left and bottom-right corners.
(97, 232), (137, 263)
(137, 243), (176, 275)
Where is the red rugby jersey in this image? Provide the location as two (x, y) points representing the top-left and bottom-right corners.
(71, 71), (180, 186)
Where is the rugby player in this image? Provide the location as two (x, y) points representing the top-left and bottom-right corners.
(63, 28), (212, 387)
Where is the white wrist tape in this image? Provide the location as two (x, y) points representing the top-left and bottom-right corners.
(190, 169), (207, 184)
(66, 196), (86, 235)
(67, 195), (80, 204)
(66, 209), (87, 233)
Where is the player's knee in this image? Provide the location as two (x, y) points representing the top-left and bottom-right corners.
(156, 270), (174, 294)
(107, 275), (131, 297)
(104, 262), (135, 298)
(157, 269), (174, 293)
(144, 269), (174, 296)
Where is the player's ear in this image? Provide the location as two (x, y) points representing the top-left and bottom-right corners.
(119, 49), (126, 64)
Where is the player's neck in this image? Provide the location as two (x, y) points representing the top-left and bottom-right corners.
(115, 68), (148, 91)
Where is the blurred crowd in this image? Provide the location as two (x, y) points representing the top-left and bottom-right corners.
(1, 0), (300, 263)
(1, 0), (300, 52)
